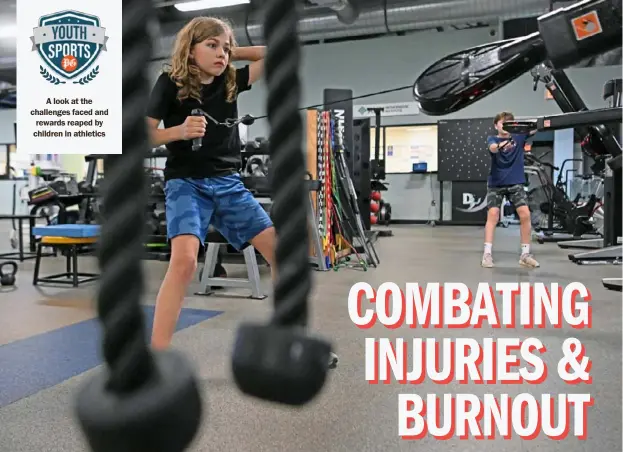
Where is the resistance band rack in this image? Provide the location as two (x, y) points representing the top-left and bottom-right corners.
(307, 108), (379, 270)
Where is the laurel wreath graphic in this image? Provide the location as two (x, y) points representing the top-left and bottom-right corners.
(73, 66), (100, 85)
(39, 66), (66, 85)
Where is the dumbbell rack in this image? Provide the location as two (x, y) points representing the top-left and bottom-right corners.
(144, 191), (170, 261)
(85, 150), (173, 261)
(240, 140), (271, 195)
(240, 138), (328, 270)
(142, 149), (171, 261)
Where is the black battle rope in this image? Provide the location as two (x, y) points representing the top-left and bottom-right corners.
(231, 0), (332, 406)
(96, 3), (155, 394)
(264, 0), (309, 326)
(75, 0), (202, 450)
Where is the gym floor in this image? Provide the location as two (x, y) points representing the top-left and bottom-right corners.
(0, 225), (620, 451)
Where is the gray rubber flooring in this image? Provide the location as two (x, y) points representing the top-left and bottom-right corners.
(0, 225), (620, 451)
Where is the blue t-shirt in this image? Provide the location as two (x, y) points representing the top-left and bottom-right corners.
(486, 134), (528, 187)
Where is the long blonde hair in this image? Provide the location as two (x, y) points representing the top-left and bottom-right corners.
(166, 17), (238, 104)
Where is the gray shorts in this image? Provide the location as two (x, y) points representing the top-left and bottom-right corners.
(487, 184), (528, 209)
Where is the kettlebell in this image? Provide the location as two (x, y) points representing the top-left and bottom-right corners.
(0, 261), (18, 286)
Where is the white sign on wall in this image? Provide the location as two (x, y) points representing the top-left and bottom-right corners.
(354, 102), (420, 118)
(17, 2), (122, 154)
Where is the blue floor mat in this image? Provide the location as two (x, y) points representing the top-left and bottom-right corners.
(0, 305), (222, 408)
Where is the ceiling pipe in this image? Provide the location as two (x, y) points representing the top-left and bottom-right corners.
(0, 57), (17, 70)
(309, 0), (360, 25)
(153, 0), (550, 59)
(245, 0), (550, 45)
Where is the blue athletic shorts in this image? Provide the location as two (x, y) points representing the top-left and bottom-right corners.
(164, 174), (273, 250)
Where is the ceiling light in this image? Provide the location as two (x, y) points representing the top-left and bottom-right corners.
(174, 0), (249, 12)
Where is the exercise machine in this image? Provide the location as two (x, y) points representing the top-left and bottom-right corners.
(332, 111), (380, 267)
(528, 63), (618, 245)
(560, 78), (622, 260)
(411, 0), (622, 288)
(525, 153), (601, 242)
(530, 65), (621, 250)
(510, 106), (621, 266)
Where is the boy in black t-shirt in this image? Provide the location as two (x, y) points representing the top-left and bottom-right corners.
(146, 17), (274, 350)
(482, 112), (539, 269)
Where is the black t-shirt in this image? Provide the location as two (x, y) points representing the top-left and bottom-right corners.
(146, 65), (252, 180)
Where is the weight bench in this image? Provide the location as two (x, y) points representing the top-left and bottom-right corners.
(195, 229), (266, 299)
(32, 224), (100, 287)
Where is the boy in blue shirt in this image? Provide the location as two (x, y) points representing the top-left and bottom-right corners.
(482, 112), (539, 268)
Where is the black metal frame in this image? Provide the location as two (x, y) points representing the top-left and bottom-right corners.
(33, 241), (99, 287)
(536, 108), (623, 131)
(526, 67), (622, 249)
(549, 89), (623, 263)
(352, 118), (373, 229)
(532, 108), (622, 250)
(0, 215), (49, 261)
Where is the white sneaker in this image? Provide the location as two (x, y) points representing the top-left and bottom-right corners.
(519, 253), (540, 268)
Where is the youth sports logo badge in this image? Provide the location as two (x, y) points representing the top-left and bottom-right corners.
(30, 10), (109, 85)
